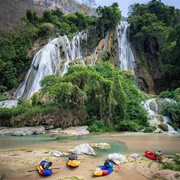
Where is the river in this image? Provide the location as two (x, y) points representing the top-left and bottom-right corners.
(1, 132), (180, 156)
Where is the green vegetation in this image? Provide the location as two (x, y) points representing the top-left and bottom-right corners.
(159, 88), (180, 128)
(0, 62), (149, 132)
(96, 3), (121, 38)
(0, 1), (179, 133)
(163, 154), (180, 171)
(128, 0), (180, 92)
(0, 3), (121, 98)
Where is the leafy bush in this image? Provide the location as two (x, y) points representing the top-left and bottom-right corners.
(118, 120), (141, 132)
(161, 102), (180, 128)
(163, 154), (180, 171)
(143, 126), (156, 133)
(88, 120), (105, 132)
(159, 89), (180, 101)
(174, 154), (180, 165)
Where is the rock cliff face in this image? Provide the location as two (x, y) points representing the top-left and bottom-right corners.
(0, 0), (95, 35)
(131, 44), (163, 95)
(32, 0), (83, 14)
(132, 45), (155, 94)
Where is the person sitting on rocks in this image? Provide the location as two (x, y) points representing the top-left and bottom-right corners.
(155, 151), (162, 157)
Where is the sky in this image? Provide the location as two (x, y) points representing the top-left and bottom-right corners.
(77, 0), (180, 17)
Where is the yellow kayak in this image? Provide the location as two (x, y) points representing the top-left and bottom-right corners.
(67, 159), (80, 167)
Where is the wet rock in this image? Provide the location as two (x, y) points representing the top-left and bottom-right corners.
(0, 126), (45, 136)
(91, 142), (110, 149)
(60, 126), (89, 136)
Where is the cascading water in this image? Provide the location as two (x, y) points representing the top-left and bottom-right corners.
(14, 38), (61, 99)
(117, 21), (135, 71)
(142, 98), (176, 132)
(2, 21), (137, 107)
(14, 31), (88, 99)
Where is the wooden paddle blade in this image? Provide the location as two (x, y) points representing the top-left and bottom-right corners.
(27, 169), (37, 172)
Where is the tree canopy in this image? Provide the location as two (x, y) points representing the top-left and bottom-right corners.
(128, 0), (180, 92)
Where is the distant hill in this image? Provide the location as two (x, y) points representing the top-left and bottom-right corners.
(0, 0), (93, 35)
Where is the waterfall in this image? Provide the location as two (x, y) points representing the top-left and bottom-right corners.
(117, 21), (135, 71)
(14, 38), (61, 99)
(2, 21), (136, 107)
(14, 31), (88, 99)
(142, 98), (175, 132)
(0, 100), (18, 108)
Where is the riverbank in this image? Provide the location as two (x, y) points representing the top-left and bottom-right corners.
(0, 132), (180, 180)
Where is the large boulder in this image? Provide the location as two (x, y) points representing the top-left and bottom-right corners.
(108, 153), (128, 164)
(0, 126), (45, 136)
(61, 126), (89, 136)
(71, 143), (95, 155)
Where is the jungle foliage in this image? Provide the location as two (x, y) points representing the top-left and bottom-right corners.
(128, 0), (180, 92)
(0, 3), (121, 96)
(163, 154), (180, 171)
(159, 88), (180, 129)
(39, 62), (148, 131)
(0, 62), (149, 131)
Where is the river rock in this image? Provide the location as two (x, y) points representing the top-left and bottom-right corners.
(51, 150), (69, 157)
(130, 153), (142, 159)
(91, 142), (110, 149)
(71, 143), (95, 155)
(108, 153), (128, 164)
(48, 127), (62, 133)
(0, 126), (45, 136)
(60, 126), (89, 136)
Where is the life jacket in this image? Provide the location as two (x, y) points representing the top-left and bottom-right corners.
(104, 160), (113, 168)
(69, 154), (78, 160)
(155, 151), (162, 156)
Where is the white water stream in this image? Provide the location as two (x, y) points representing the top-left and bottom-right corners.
(117, 21), (135, 71)
(14, 31), (88, 99)
(1, 21), (135, 107)
(142, 98), (175, 132)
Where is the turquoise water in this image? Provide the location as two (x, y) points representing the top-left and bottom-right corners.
(1, 132), (179, 158)
(0, 133), (128, 156)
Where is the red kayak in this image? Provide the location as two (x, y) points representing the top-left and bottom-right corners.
(145, 151), (162, 160)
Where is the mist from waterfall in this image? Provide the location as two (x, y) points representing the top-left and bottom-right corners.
(117, 21), (135, 71)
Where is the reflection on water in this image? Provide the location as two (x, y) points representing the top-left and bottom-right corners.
(0, 133), (127, 157)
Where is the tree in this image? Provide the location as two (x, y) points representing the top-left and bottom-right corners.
(96, 3), (121, 37)
(128, 0), (180, 93)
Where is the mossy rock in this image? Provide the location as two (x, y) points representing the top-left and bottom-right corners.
(158, 123), (168, 131)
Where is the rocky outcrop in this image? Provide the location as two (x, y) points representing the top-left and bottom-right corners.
(132, 45), (155, 94)
(0, 126), (45, 136)
(32, 0), (96, 15)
